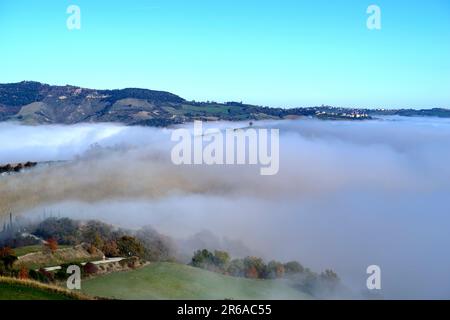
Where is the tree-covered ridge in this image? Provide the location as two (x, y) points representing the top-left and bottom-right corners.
(1, 81), (446, 126)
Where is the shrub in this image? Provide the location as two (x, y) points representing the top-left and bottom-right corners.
(0, 247), (15, 258)
(119, 257), (139, 269)
(18, 267), (29, 280)
(38, 268), (54, 283)
(54, 268), (68, 281)
(83, 262), (98, 275)
(44, 238), (58, 254)
(29, 269), (45, 282)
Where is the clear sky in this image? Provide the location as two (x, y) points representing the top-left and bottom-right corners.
(0, 0), (449, 108)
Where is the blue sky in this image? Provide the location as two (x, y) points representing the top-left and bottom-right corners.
(0, 0), (449, 108)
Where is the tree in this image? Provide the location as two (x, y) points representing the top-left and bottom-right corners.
(0, 246), (15, 258)
(44, 238), (58, 254)
(135, 226), (176, 262)
(0, 247), (17, 270)
(213, 250), (230, 269)
(81, 220), (114, 245)
(246, 266), (259, 279)
(284, 261), (304, 275)
(116, 236), (145, 258)
(266, 260), (285, 279)
(320, 269), (340, 290)
(227, 259), (245, 277)
(191, 249), (215, 269)
(34, 217), (80, 245)
(243, 256), (267, 279)
(190, 249), (230, 272)
(102, 240), (120, 257)
(92, 233), (104, 250)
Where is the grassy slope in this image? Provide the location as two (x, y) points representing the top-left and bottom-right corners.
(0, 277), (90, 300)
(14, 245), (70, 257)
(82, 262), (311, 300)
(14, 245), (103, 270)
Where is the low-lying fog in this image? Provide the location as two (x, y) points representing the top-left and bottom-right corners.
(1, 116), (450, 299)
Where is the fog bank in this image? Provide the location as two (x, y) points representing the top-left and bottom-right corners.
(1, 117), (450, 299)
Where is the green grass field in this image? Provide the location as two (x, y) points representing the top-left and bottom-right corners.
(0, 277), (89, 300)
(82, 262), (311, 300)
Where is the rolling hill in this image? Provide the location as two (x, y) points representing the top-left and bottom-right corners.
(0, 81), (376, 125)
(0, 81), (290, 125)
(81, 262), (312, 300)
(2, 81), (446, 126)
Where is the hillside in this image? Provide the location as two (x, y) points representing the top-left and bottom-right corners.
(0, 277), (90, 300)
(0, 81), (375, 125)
(14, 244), (104, 270)
(82, 262), (312, 300)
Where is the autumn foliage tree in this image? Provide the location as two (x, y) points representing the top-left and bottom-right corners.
(0, 246), (15, 258)
(102, 240), (120, 257)
(44, 238), (58, 254)
(266, 260), (285, 279)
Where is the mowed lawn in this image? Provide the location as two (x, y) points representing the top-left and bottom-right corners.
(82, 262), (311, 300)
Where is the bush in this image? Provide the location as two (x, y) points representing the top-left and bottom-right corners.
(18, 267), (29, 280)
(29, 269), (46, 282)
(118, 257), (139, 269)
(83, 262), (98, 275)
(37, 268), (54, 283)
(44, 238), (58, 254)
(54, 268), (68, 281)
